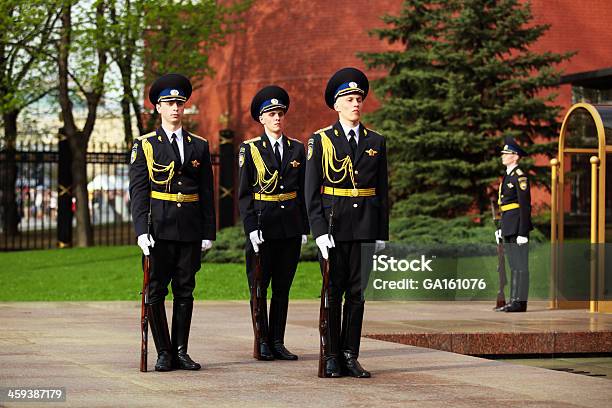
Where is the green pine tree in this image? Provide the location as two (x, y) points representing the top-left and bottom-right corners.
(360, 0), (574, 218)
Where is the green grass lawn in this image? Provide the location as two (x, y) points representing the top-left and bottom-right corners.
(0, 243), (579, 302)
(0, 246), (322, 301)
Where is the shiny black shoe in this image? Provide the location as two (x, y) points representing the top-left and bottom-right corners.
(342, 352), (371, 378)
(271, 341), (298, 360)
(155, 351), (173, 372)
(505, 301), (527, 313)
(173, 353), (201, 370)
(494, 303), (509, 312)
(257, 341), (275, 361)
(322, 357), (342, 378)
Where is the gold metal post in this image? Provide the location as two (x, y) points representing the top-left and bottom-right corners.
(550, 158), (559, 310)
(590, 156), (599, 313)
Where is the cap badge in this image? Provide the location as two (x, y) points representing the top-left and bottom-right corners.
(349, 81), (358, 88)
(271, 98), (278, 105)
(170, 89), (179, 96)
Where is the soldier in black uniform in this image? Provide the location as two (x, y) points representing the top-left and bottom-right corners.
(494, 136), (532, 313)
(238, 85), (309, 361)
(129, 73), (216, 371)
(305, 68), (389, 378)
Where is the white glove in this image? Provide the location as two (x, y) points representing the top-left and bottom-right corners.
(249, 230), (264, 253)
(495, 229), (502, 244)
(201, 240), (213, 251)
(301, 235), (307, 245)
(517, 236), (529, 245)
(137, 233), (155, 256)
(315, 234), (335, 260)
(375, 240), (385, 253)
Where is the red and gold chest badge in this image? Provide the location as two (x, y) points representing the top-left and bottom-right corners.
(191, 159), (201, 168)
(290, 160), (300, 168)
(366, 148), (378, 157)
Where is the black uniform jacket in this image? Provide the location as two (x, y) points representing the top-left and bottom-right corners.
(499, 166), (532, 237)
(238, 134), (309, 239)
(129, 127), (216, 242)
(305, 121), (389, 242)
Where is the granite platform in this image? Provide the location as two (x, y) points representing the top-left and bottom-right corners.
(360, 301), (612, 355)
(1, 300), (611, 407)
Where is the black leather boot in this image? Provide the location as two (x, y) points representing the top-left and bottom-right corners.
(269, 298), (298, 360)
(341, 303), (370, 378)
(499, 264), (521, 312)
(342, 351), (371, 378)
(171, 301), (201, 370)
(321, 304), (342, 377)
(251, 299), (274, 361)
(505, 300), (527, 312)
(148, 301), (173, 372)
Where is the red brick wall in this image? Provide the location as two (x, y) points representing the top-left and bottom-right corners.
(176, 0), (612, 211)
(187, 0), (402, 150)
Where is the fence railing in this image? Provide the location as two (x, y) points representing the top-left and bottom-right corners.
(0, 135), (232, 251)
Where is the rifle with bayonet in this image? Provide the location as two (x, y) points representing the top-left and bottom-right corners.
(318, 195), (334, 378)
(250, 190), (265, 359)
(140, 210), (152, 372)
(491, 199), (507, 309)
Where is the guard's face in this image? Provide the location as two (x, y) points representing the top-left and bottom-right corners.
(334, 94), (363, 123)
(156, 100), (185, 126)
(259, 109), (285, 134)
(501, 152), (519, 167)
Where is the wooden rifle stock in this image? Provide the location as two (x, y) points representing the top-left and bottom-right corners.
(491, 200), (507, 309)
(140, 255), (150, 372)
(495, 242), (507, 309)
(318, 255), (330, 378)
(318, 193), (334, 377)
(251, 251), (263, 359)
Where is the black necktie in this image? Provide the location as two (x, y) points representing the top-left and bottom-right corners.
(274, 141), (282, 166)
(171, 133), (182, 164)
(348, 129), (357, 157)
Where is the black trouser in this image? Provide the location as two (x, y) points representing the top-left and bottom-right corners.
(503, 235), (529, 302)
(246, 236), (301, 343)
(148, 239), (201, 304)
(318, 241), (374, 359)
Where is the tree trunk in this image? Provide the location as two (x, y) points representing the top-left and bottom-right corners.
(1, 110), (20, 236)
(69, 134), (93, 247)
(121, 95), (132, 144)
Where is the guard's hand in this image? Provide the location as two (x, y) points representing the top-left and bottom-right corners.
(137, 233), (155, 256)
(301, 235), (308, 245)
(201, 239), (213, 251)
(315, 234), (335, 260)
(495, 229), (502, 245)
(517, 236), (529, 245)
(249, 230), (264, 253)
(375, 240), (385, 253)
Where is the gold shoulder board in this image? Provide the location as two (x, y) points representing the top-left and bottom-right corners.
(136, 131), (156, 141)
(243, 136), (260, 144)
(189, 133), (207, 142)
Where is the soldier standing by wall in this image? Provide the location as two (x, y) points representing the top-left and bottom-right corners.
(129, 73), (216, 371)
(238, 86), (309, 360)
(305, 68), (389, 377)
(494, 136), (532, 313)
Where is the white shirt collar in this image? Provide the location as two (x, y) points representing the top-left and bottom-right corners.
(340, 122), (360, 142)
(506, 164), (518, 175)
(265, 132), (283, 148)
(162, 126), (183, 142)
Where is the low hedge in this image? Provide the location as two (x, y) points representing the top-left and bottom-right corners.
(204, 215), (545, 263)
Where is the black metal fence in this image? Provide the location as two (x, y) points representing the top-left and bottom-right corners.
(0, 137), (228, 251)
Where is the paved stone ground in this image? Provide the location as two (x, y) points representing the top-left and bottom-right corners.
(1, 301), (611, 407)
